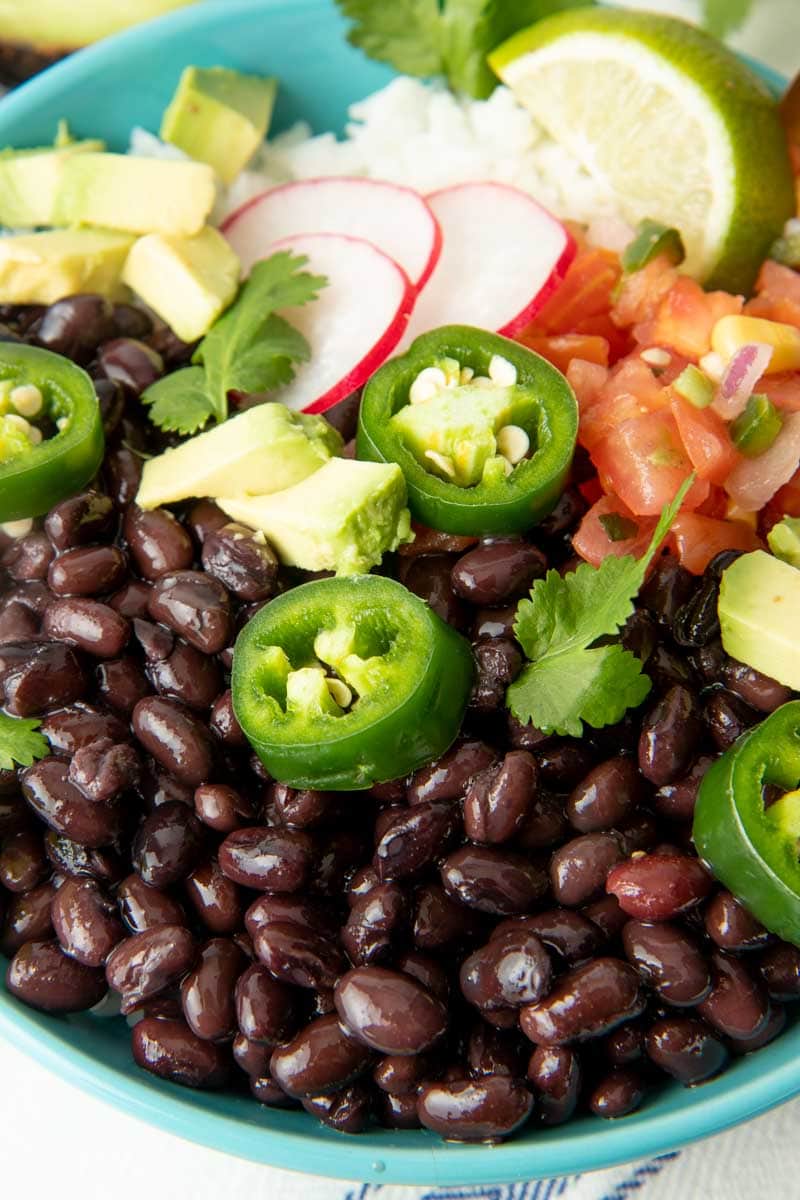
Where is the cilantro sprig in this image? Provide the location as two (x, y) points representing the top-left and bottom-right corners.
(0, 712), (48, 772)
(142, 251), (326, 436)
(506, 478), (694, 738)
(336, 0), (591, 99)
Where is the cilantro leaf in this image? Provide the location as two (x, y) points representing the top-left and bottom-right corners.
(700, 0), (753, 39)
(196, 253), (324, 422)
(141, 367), (215, 435)
(508, 477), (693, 736)
(0, 712), (48, 772)
(337, 0), (444, 76)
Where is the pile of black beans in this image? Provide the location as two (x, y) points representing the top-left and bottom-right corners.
(0, 293), (798, 1144)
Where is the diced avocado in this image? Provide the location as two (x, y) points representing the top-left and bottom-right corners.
(718, 550), (800, 690)
(53, 153), (216, 236)
(123, 227), (240, 343)
(218, 457), (413, 575)
(0, 137), (104, 228)
(0, 228), (134, 304)
(161, 66), (277, 185)
(137, 402), (341, 510)
(767, 517), (800, 569)
(392, 383), (518, 486)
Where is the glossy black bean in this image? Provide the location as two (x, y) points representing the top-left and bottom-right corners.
(38, 294), (116, 361)
(270, 1013), (375, 1098)
(652, 756), (713, 823)
(193, 783), (253, 834)
(132, 697), (214, 786)
(645, 1016), (728, 1084)
(758, 942), (800, 1001)
(638, 685), (703, 786)
(67, 737), (139, 803)
(201, 523), (279, 602)
(208, 690), (246, 750)
(463, 751), (536, 845)
(181, 938), (246, 1042)
(622, 920), (711, 1006)
(131, 801), (205, 888)
(703, 689), (758, 751)
(0, 600), (38, 643)
(373, 1051), (436, 1094)
(720, 660), (793, 713)
(0, 829), (47, 893)
(6, 938), (107, 1012)
(51, 877), (124, 967)
(309, 827), (366, 898)
(460, 928), (551, 1011)
(97, 657), (150, 715)
(1, 641), (86, 717)
(472, 604), (518, 641)
(672, 574), (722, 648)
(342, 883), (406, 965)
(469, 638), (523, 713)
(413, 883), (485, 950)
(105, 924), (197, 1013)
(219, 826), (314, 892)
(132, 1016), (230, 1088)
(604, 1022), (645, 1067)
(465, 1022), (525, 1078)
(110, 579), (152, 619)
(4, 581), (52, 619)
(0, 881), (56, 955)
(696, 951), (769, 1041)
(147, 570), (232, 655)
(117, 872), (186, 934)
(606, 852), (712, 921)
(44, 491), (115, 552)
(43, 597), (130, 658)
(335, 966), (448, 1055)
(233, 1033), (271, 1076)
(451, 539), (546, 606)
(400, 554), (468, 629)
(566, 758), (641, 833)
(269, 782), (342, 830)
(441, 846), (548, 916)
(583, 896), (628, 943)
(113, 303), (153, 340)
(491, 909), (600, 965)
(589, 1066), (646, 1118)
(245, 893), (338, 941)
(378, 1089), (423, 1129)
(21, 758), (121, 847)
(407, 739), (496, 805)
(550, 833), (623, 907)
(302, 1082), (372, 1133)
(417, 1075), (533, 1142)
(704, 890), (772, 951)
(146, 639), (221, 712)
(254, 919), (346, 990)
(520, 958), (644, 1045)
(516, 792), (569, 850)
(527, 1045), (581, 1126)
(48, 544), (127, 597)
(373, 800), (458, 881)
(44, 833), (123, 886)
(3, 532), (54, 582)
(0, 793), (29, 837)
(395, 951), (449, 1002)
(124, 505), (194, 581)
(98, 338), (163, 394)
(728, 1001), (787, 1054)
(640, 554), (694, 625)
(536, 741), (597, 791)
(235, 963), (296, 1045)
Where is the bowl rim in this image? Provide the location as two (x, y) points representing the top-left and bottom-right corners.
(0, 0), (794, 1185)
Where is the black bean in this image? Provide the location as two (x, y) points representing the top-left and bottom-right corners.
(407, 738), (496, 805)
(536, 741), (597, 791)
(638, 685), (704, 786)
(472, 605), (518, 641)
(181, 937), (245, 1042)
(604, 1022), (645, 1067)
(342, 883), (406, 965)
(520, 958), (644, 1045)
(469, 639), (523, 713)
(132, 1016), (230, 1088)
(550, 833), (623, 907)
(148, 570), (232, 655)
(335, 966), (448, 1055)
(269, 782), (342, 830)
(704, 689), (759, 751)
(491, 909), (600, 965)
(21, 758), (121, 847)
(105, 924), (197, 1013)
(652, 756), (713, 823)
(0, 600), (38, 643)
(209, 690), (246, 750)
(622, 920), (710, 1006)
(48, 545), (127, 597)
(758, 942), (800, 1001)
(184, 858), (243, 935)
(645, 1016), (728, 1084)
(696, 950), (769, 1041)
(0, 829), (47, 893)
(117, 872), (186, 934)
(527, 1044), (581, 1125)
(254, 919), (346, 990)
(704, 890), (772, 952)
(463, 750), (537, 844)
(6, 938), (107, 1012)
(373, 800), (458, 880)
(270, 1014), (374, 1098)
(516, 792), (569, 850)
(51, 877), (124, 967)
(640, 554), (694, 625)
(3, 533), (54, 582)
(124, 505), (194, 581)
(451, 538), (546, 606)
(132, 801), (205, 888)
(2, 641), (86, 717)
(219, 826), (314, 892)
(606, 852), (712, 921)
(97, 656), (150, 715)
(45, 491), (116, 552)
(148, 640), (222, 711)
(37, 295), (116, 361)
(374, 1052), (434, 1094)
(201, 523), (279, 602)
(194, 783), (253, 834)
(245, 893), (338, 941)
(567, 758), (641, 833)
(589, 1066), (646, 1118)
(721, 660), (793, 714)
(583, 895), (628, 944)
(43, 598), (130, 658)
(98, 338), (163, 395)
(132, 697), (215, 786)
(460, 928), (551, 1011)
(113, 303), (153, 340)
(235, 963), (296, 1045)
(413, 883), (486, 950)
(110, 579), (152, 619)
(0, 881), (56, 955)
(400, 554), (468, 629)
(727, 1001), (787, 1054)
(417, 1075), (533, 1142)
(441, 845), (548, 915)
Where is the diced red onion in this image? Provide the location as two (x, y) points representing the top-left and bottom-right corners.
(725, 411), (800, 510)
(712, 343), (773, 420)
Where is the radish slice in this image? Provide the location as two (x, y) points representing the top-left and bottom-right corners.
(713, 343), (773, 420)
(725, 411), (800, 510)
(265, 232), (414, 414)
(398, 182), (575, 350)
(221, 177), (441, 289)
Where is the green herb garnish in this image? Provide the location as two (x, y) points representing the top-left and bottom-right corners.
(336, 0), (592, 99)
(506, 477), (693, 737)
(142, 251), (325, 435)
(598, 512), (640, 543)
(0, 712), (48, 772)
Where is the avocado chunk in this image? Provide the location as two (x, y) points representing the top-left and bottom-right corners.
(0, 137), (104, 228)
(136, 403), (341, 510)
(161, 66), (277, 185)
(123, 226), (240, 343)
(0, 228), (134, 304)
(718, 550), (800, 690)
(53, 153), (216, 236)
(218, 457), (412, 575)
(767, 517), (800, 569)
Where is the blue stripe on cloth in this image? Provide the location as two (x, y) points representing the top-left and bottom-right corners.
(596, 1152), (681, 1200)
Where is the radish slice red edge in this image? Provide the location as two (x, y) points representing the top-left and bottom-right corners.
(263, 232), (415, 414)
(399, 181), (576, 349)
(221, 176), (442, 290)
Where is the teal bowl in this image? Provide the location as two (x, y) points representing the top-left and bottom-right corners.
(0, 0), (794, 1186)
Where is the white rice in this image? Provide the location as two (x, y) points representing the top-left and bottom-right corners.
(130, 75), (622, 231)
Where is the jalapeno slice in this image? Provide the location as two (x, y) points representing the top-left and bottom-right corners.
(231, 574), (474, 790)
(0, 344), (104, 522)
(693, 701), (800, 945)
(356, 326), (578, 536)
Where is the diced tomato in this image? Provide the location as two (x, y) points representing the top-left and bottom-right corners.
(566, 359), (609, 412)
(572, 493), (657, 566)
(570, 312), (633, 363)
(759, 467), (800, 535)
(645, 277), (743, 360)
(528, 248), (622, 335)
(670, 396), (740, 484)
(591, 410), (710, 515)
(745, 293), (800, 328)
(519, 333), (610, 371)
(695, 485), (729, 520)
(578, 475), (604, 506)
(578, 358), (669, 451)
(611, 254), (678, 329)
(759, 372), (800, 411)
(668, 514), (762, 575)
(745, 261), (800, 330)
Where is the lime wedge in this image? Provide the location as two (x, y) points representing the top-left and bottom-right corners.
(489, 9), (795, 293)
